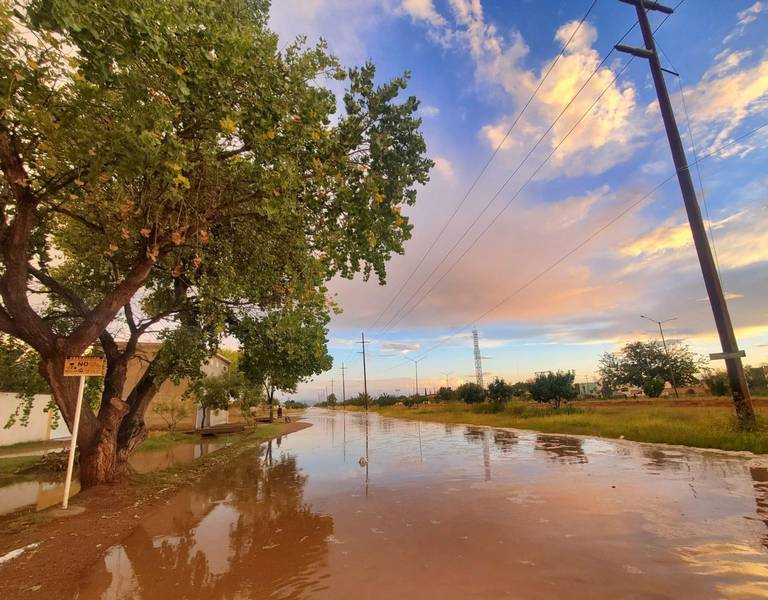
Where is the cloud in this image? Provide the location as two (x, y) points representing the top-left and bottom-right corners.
(722, 1), (766, 45)
(421, 104), (440, 117)
(410, 3), (648, 178)
(433, 156), (456, 179)
(619, 205), (768, 273)
(380, 342), (421, 353)
(680, 51), (768, 158)
(400, 0), (446, 26)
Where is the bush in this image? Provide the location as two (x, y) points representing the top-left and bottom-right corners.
(436, 386), (458, 402)
(642, 377), (665, 398)
(703, 372), (730, 396)
(375, 394), (400, 407)
(472, 401), (505, 414)
(457, 382), (485, 404)
(487, 378), (513, 403)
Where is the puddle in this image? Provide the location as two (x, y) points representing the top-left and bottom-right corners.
(70, 410), (768, 599)
(0, 439), (228, 516)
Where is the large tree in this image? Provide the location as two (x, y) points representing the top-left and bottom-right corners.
(599, 341), (705, 398)
(0, 0), (431, 485)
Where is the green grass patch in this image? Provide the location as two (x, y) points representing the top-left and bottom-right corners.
(0, 455), (42, 486)
(137, 432), (198, 452)
(374, 402), (768, 454)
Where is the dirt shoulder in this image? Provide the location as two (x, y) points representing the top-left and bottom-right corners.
(0, 420), (311, 599)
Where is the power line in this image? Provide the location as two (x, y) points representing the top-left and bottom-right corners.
(362, 0), (602, 337)
(392, 120), (768, 369)
(369, 2), (684, 343)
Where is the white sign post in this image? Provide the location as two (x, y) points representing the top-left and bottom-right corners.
(62, 356), (105, 509)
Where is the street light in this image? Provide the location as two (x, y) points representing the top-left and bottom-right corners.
(441, 371), (454, 388)
(404, 356), (421, 397)
(641, 315), (679, 398)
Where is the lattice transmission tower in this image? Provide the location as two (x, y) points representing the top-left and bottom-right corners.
(473, 328), (484, 388)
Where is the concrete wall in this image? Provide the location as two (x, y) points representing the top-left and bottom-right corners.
(123, 346), (231, 431)
(0, 393), (71, 445)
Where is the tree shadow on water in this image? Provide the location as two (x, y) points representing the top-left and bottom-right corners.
(79, 441), (334, 599)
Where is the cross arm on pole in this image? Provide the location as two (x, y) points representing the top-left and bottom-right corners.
(618, 0), (674, 14)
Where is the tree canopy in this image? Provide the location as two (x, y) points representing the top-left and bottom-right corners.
(530, 371), (576, 409)
(0, 0), (431, 484)
(599, 341), (705, 398)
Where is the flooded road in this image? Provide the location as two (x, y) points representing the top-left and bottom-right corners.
(0, 439), (228, 516)
(74, 410), (768, 599)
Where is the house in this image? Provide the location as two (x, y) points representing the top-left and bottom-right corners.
(124, 343), (232, 430)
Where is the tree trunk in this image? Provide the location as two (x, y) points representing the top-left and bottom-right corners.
(78, 397), (129, 487)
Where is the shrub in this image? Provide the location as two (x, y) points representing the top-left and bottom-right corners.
(457, 382), (485, 404)
(642, 377), (665, 398)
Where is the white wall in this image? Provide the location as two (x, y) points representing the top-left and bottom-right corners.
(0, 393), (71, 446)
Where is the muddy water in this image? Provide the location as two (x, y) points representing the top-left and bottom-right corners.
(74, 410), (768, 599)
(0, 439), (227, 516)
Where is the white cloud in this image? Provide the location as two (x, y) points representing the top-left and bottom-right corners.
(722, 1), (766, 45)
(680, 52), (768, 158)
(421, 104), (440, 117)
(380, 341), (422, 353)
(400, 0), (446, 26)
(433, 156), (456, 179)
(408, 3), (648, 179)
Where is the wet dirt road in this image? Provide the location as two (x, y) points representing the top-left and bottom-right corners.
(74, 410), (768, 599)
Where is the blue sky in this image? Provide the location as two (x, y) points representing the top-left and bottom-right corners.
(268, 0), (768, 401)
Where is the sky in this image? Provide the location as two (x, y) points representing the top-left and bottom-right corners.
(267, 0), (768, 402)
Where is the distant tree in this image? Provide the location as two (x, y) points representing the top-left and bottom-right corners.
(436, 386), (458, 402)
(510, 381), (531, 398)
(599, 341), (705, 398)
(746, 366), (768, 395)
(326, 393), (338, 407)
(284, 400), (307, 409)
(236, 304), (332, 420)
(375, 394), (399, 407)
(487, 378), (514, 403)
(457, 382), (485, 404)
(702, 371), (730, 396)
(152, 397), (192, 432)
(530, 371), (577, 409)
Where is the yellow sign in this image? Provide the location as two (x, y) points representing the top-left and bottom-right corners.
(63, 356), (105, 377)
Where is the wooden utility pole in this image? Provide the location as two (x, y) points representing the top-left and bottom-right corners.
(358, 333), (370, 410)
(617, 0), (755, 427)
(341, 363), (346, 409)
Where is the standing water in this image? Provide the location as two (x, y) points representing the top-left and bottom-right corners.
(75, 410), (768, 599)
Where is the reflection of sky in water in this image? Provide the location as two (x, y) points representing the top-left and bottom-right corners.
(75, 409), (768, 599)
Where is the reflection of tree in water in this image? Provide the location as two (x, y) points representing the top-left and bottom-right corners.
(379, 418), (395, 433)
(83, 441), (333, 599)
(493, 430), (518, 454)
(463, 426), (486, 444)
(642, 448), (685, 472)
(750, 467), (768, 550)
(535, 434), (588, 464)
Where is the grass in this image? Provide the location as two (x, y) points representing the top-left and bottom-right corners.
(137, 431), (198, 452)
(0, 455), (44, 486)
(372, 400), (768, 454)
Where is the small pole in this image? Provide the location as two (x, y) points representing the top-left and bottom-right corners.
(361, 333), (369, 410)
(341, 363), (346, 409)
(642, 315), (679, 398)
(62, 375), (85, 509)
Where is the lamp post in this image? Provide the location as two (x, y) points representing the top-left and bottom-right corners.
(405, 356), (421, 397)
(641, 315), (679, 398)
